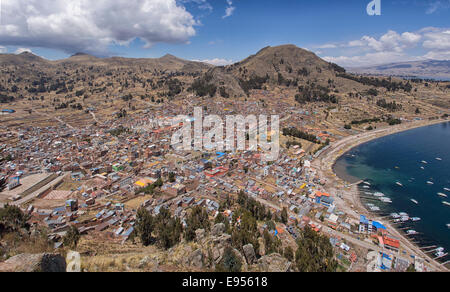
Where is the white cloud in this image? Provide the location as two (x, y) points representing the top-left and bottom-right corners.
(324, 51), (425, 68)
(14, 47), (32, 54)
(423, 50), (450, 60)
(350, 30), (422, 53)
(180, 0), (213, 12)
(223, 0), (236, 18)
(193, 58), (234, 66)
(315, 44), (337, 49)
(317, 28), (450, 67)
(422, 29), (450, 50)
(0, 0), (199, 56)
(426, 0), (450, 14)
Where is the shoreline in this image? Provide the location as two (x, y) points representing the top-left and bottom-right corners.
(313, 118), (449, 271)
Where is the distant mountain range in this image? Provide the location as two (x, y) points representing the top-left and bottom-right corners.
(349, 60), (450, 80)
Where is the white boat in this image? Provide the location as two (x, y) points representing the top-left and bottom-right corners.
(363, 181), (371, 186)
(396, 182), (403, 187)
(407, 230), (418, 235)
(420, 167), (425, 170)
(444, 188), (450, 192)
(443, 201), (450, 206)
(369, 206), (380, 212)
(411, 199), (419, 205)
(436, 158), (442, 161)
(427, 181), (434, 185)
(447, 224), (450, 228)
(399, 212), (409, 217)
(435, 248), (446, 258)
(374, 192), (385, 197)
(411, 217), (421, 222)
(401, 216), (410, 222)
(380, 197), (392, 203)
(438, 193), (448, 198)
(421, 161), (428, 164)
(391, 213), (400, 219)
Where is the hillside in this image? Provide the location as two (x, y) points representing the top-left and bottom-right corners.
(0, 45), (449, 133)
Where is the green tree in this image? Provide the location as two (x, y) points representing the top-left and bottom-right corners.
(0, 204), (30, 232)
(231, 210), (260, 254)
(135, 207), (154, 246)
(281, 207), (288, 224)
(215, 246), (242, 272)
(406, 264), (416, 272)
(294, 226), (337, 272)
(284, 246), (294, 261)
(263, 229), (281, 255)
(155, 207), (183, 249)
(215, 212), (231, 234)
(63, 225), (81, 249)
(168, 172), (176, 183)
(185, 206), (210, 242)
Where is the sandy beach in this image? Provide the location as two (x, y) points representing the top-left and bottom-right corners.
(313, 118), (450, 271)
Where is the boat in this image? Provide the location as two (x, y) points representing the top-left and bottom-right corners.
(411, 217), (421, 222)
(443, 201), (450, 206)
(407, 230), (418, 235)
(374, 192), (385, 197)
(401, 216), (410, 222)
(369, 206), (380, 212)
(435, 248), (446, 258)
(363, 181), (371, 186)
(411, 199), (419, 205)
(421, 161), (428, 164)
(362, 185), (370, 189)
(396, 182), (403, 187)
(438, 193), (448, 198)
(447, 224), (450, 228)
(391, 213), (400, 219)
(427, 181), (434, 185)
(436, 158), (442, 161)
(399, 212), (409, 217)
(380, 197), (392, 203)
(444, 188), (450, 192)
(420, 167), (425, 170)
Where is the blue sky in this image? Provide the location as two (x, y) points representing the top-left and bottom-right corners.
(0, 0), (449, 67)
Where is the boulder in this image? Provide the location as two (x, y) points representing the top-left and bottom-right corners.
(0, 253), (66, 272)
(212, 234), (232, 246)
(257, 253), (291, 272)
(211, 223), (225, 236)
(195, 229), (206, 242)
(242, 244), (257, 265)
(189, 249), (204, 269)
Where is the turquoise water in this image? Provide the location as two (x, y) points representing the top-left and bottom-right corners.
(335, 122), (450, 259)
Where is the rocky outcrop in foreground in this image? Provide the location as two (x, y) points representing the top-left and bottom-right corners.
(0, 253), (66, 272)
